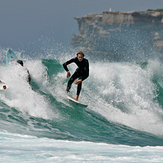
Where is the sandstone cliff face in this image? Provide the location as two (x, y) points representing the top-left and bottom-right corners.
(71, 11), (163, 61)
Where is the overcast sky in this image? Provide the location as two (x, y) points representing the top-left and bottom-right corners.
(0, 0), (163, 51)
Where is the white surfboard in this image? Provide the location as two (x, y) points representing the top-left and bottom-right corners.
(0, 83), (8, 90)
(67, 95), (88, 107)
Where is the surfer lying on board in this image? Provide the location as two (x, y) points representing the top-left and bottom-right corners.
(63, 51), (89, 101)
(17, 60), (31, 83)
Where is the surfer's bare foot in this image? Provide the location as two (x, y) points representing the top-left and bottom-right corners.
(73, 95), (79, 101)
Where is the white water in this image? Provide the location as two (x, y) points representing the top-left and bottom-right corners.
(0, 61), (55, 119)
(1, 57), (163, 137)
(83, 60), (163, 136)
(0, 131), (163, 163)
(0, 50), (163, 162)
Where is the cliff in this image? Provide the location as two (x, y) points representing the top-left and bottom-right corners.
(71, 11), (163, 61)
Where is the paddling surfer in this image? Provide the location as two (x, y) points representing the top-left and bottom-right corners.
(63, 51), (89, 101)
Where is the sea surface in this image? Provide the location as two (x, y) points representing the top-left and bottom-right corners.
(0, 48), (163, 162)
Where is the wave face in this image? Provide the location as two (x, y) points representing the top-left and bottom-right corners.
(0, 52), (163, 147)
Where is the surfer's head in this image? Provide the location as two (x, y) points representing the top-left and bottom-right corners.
(17, 60), (23, 66)
(77, 51), (84, 62)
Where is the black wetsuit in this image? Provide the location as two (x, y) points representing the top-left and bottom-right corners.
(63, 57), (89, 96)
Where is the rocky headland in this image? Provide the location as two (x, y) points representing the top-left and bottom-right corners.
(71, 10), (163, 61)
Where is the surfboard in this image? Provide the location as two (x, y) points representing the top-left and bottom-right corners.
(67, 95), (88, 107)
(0, 82), (8, 90)
(6, 49), (18, 66)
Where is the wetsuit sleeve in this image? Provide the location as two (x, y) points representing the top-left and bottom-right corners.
(80, 60), (89, 81)
(63, 58), (75, 72)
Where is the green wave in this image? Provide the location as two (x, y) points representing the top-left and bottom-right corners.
(0, 59), (163, 146)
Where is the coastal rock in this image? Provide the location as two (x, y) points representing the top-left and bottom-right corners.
(71, 11), (163, 61)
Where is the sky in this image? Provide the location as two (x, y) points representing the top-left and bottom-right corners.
(0, 0), (163, 52)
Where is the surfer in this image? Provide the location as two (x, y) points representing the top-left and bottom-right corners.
(63, 51), (89, 101)
(17, 60), (31, 83)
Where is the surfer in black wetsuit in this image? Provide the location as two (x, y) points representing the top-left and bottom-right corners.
(17, 60), (31, 83)
(63, 51), (89, 101)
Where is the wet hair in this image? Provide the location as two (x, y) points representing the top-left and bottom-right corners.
(76, 51), (85, 57)
(17, 60), (23, 66)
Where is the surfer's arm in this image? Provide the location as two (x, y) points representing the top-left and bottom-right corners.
(79, 60), (89, 81)
(80, 73), (88, 81)
(63, 59), (73, 78)
(27, 70), (31, 83)
(63, 58), (75, 72)
(63, 58), (75, 78)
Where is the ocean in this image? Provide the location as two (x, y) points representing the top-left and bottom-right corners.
(0, 48), (163, 162)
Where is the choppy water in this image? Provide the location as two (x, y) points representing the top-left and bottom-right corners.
(0, 49), (163, 162)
